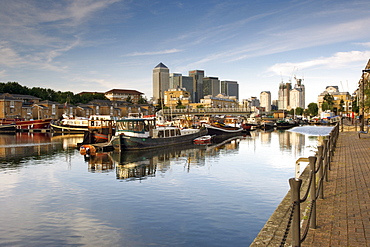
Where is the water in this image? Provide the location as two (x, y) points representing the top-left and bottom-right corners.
(0, 128), (325, 246)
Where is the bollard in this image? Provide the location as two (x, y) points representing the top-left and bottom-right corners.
(309, 156), (317, 229)
(317, 146), (324, 199)
(289, 178), (302, 247)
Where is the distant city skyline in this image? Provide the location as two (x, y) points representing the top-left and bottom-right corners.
(1, 1), (370, 105)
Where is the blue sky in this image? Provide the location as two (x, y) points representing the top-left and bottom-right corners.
(1, 0), (370, 105)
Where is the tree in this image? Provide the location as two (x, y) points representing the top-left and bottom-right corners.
(307, 102), (318, 116)
(0, 82), (29, 94)
(176, 99), (186, 109)
(339, 99), (344, 113)
(295, 107), (304, 116)
(125, 96), (132, 103)
(138, 96), (147, 104)
(352, 97), (359, 113)
(322, 93), (334, 111)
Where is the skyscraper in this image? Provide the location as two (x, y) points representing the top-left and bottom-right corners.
(188, 70), (204, 103)
(203, 77), (220, 97)
(278, 82), (291, 110)
(260, 91), (271, 112)
(221, 80), (239, 100)
(152, 62), (169, 103)
(278, 78), (305, 110)
(169, 73), (194, 102)
(289, 78), (305, 109)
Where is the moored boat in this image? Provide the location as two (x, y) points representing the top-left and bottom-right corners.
(110, 114), (208, 150)
(260, 120), (275, 130)
(275, 120), (298, 130)
(50, 115), (89, 133)
(0, 124), (16, 133)
(80, 115), (116, 144)
(0, 118), (51, 131)
(204, 122), (243, 136)
(193, 135), (213, 145)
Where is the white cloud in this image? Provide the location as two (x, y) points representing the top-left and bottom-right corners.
(124, 49), (183, 56)
(0, 70), (6, 77)
(268, 50), (370, 76)
(0, 42), (23, 66)
(356, 42), (370, 48)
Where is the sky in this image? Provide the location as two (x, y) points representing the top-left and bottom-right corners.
(1, 0), (370, 105)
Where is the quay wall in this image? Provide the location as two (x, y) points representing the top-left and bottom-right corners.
(250, 163), (312, 246)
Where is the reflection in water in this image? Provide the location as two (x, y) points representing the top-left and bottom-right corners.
(85, 153), (115, 173)
(84, 131), (307, 181)
(103, 135), (245, 181)
(0, 133), (83, 169)
(0, 130), (320, 246)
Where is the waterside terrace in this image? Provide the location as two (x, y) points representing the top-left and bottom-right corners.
(250, 121), (370, 246)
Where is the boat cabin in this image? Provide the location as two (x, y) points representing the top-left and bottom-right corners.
(116, 118), (156, 134)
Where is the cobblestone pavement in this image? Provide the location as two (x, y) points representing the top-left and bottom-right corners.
(302, 130), (370, 246)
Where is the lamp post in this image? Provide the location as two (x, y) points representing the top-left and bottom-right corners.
(360, 69), (370, 131)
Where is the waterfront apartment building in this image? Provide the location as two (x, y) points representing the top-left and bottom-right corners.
(260, 91), (271, 112)
(164, 88), (191, 108)
(200, 94), (238, 108)
(104, 89), (143, 103)
(0, 92), (155, 120)
(152, 62), (170, 104)
(317, 86), (352, 115)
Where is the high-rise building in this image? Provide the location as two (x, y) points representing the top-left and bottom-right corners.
(152, 62), (169, 103)
(188, 70), (204, 103)
(169, 73), (194, 102)
(278, 82), (291, 110)
(278, 78), (305, 110)
(260, 91), (271, 112)
(203, 77), (220, 97)
(290, 78), (305, 109)
(221, 81), (239, 100)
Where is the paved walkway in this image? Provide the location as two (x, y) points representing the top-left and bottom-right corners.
(302, 129), (370, 246)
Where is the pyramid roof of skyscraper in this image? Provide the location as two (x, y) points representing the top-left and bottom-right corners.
(155, 62), (168, 68)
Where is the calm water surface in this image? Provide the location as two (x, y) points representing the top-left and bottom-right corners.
(0, 130), (322, 246)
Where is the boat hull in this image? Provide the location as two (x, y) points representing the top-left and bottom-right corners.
(0, 124), (16, 133)
(15, 119), (52, 130)
(193, 135), (212, 145)
(205, 124), (243, 136)
(0, 118), (51, 131)
(112, 128), (208, 150)
(50, 123), (88, 133)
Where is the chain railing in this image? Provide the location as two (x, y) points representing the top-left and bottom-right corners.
(280, 123), (339, 247)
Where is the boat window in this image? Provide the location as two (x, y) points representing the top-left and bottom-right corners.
(170, 129), (175, 136)
(158, 130), (163, 138)
(176, 129), (181, 136)
(165, 130), (170, 137)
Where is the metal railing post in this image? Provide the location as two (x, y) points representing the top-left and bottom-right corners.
(289, 178), (302, 247)
(323, 139), (329, 182)
(309, 156), (317, 229)
(317, 145), (324, 199)
(327, 134), (332, 171)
